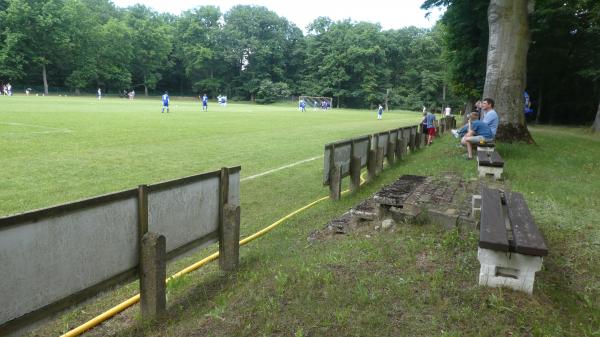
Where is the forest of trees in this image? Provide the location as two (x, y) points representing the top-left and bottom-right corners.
(0, 0), (448, 111)
(1, 0), (598, 125)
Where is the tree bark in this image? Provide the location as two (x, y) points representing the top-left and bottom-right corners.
(42, 64), (48, 95)
(483, 0), (534, 143)
(592, 99), (600, 133)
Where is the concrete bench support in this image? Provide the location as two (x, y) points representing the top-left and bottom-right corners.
(478, 248), (543, 295)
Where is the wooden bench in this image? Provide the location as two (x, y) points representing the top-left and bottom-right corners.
(474, 187), (548, 294)
(477, 151), (504, 179)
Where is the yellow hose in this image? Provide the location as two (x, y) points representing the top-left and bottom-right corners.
(61, 170), (367, 337)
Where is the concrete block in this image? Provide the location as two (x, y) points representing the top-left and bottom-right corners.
(471, 195), (482, 219)
(478, 165), (503, 180)
(477, 247), (543, 295)
(427, 208), (458, 229)
(477, 146), (495, 153)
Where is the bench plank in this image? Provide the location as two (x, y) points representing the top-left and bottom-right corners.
(479, 187), (509, 252)
(506, 192), (548, 256)
(477, 151), (504, 167)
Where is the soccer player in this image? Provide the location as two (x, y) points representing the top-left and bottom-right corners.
(299, 99), (306, 112)
(161, 91), (170, 113)
(97, 88), (102, 100)
(377, 104), (384, 120)
(202, 94), (208, 111)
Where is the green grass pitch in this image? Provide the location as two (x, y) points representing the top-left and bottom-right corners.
(0, 95), (421, 216)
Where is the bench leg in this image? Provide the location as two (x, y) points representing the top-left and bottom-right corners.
(471, 195), (481, 219)
(477, 248), (543, 295)
(478, 165), (503, 180)
(477, 147), (495, 153)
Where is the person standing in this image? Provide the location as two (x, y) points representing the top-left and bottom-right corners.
(6, 83), (12, 96)
(97, 88), (102, 100)
(202, 94), (208, 111)
(161, 91), (170, 113)
(425, 110), (437, 145)
(300, 99), (306, 112)
(377, 104), (384, 120)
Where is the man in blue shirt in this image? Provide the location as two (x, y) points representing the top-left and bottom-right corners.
(202, 94), (208, 111)
(461, 112), (494, 159)
(452, 98), (498, 139)
(161, 91), (169, 113)
(377, 104), (384, 120)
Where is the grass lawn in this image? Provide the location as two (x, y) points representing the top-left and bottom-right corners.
(2, 96), (600, 336)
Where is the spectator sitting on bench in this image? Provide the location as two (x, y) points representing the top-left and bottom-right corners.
(452, 98), (499, 140)
(461, 112), (494, 160)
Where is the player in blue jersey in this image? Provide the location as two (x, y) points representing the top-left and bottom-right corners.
(161, 91), (169, 113)
(377, 104), (384, 120)
(299, 99), (306, 112)
(202, 94), (208, 111)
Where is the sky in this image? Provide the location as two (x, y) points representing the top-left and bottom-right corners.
(111, 0), (444, 32)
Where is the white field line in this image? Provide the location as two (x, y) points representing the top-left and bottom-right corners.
(1, 122), (73, 134)
(241, 155), (323, 182)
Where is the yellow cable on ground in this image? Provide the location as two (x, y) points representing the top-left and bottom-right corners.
(62, 170), (367, 337)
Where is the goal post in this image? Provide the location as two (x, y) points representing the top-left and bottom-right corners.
(299, 96), (333, 110)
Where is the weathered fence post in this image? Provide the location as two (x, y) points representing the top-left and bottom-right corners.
(220, 203), (240, 272)
(367, 135), (377, 181)
(349, 155), (361, 193)
(375, 144), (384, 175)
(409, 127), (416, 152)
(140, 232), (166, 320)
(395, 131), (403, 160)
(219, 167), (241, 270)
(387, 131), (396, 165)
(349, 140), (361, 193)
(329, 163), (342, 200)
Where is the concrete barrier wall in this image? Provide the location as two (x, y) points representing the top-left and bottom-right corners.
(0, 166), (241, 330)
(0, 192), (138, 325)
(147, 171), (240, 253)
(322, 127), (407, 185)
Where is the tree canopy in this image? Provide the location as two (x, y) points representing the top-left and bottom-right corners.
(0, 0), (446, 110)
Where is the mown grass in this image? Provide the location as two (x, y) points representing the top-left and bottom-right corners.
(3, 97), (599, 336)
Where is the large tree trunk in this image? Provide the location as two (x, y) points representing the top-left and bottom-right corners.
(592, 99), (600, 133)
(483, 0), (534, 143)
(42, 64), (48, 95)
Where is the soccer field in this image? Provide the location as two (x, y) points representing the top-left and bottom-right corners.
(1, 95), (421, 217)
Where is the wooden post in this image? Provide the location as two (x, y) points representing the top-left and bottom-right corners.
(349, 155), (361, 193)
(137, 185), (149, 259)
(367, 135), (377, 181)
(409, 127), (416, 152)
(329, 163), (342, 200)
(376, 146), (384, 175)
(387, 132), (396, 165)
(220, 204), (240, 272)
(349, 140), (361, 193)
(140, 232), (166, 320)
(218, 167), (239, 272)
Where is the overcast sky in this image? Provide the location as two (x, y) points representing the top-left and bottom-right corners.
(111, 0), (444, 32)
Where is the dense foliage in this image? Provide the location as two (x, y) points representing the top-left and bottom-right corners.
(0, 0), (447, 110)
(423, 0), (600, 125)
